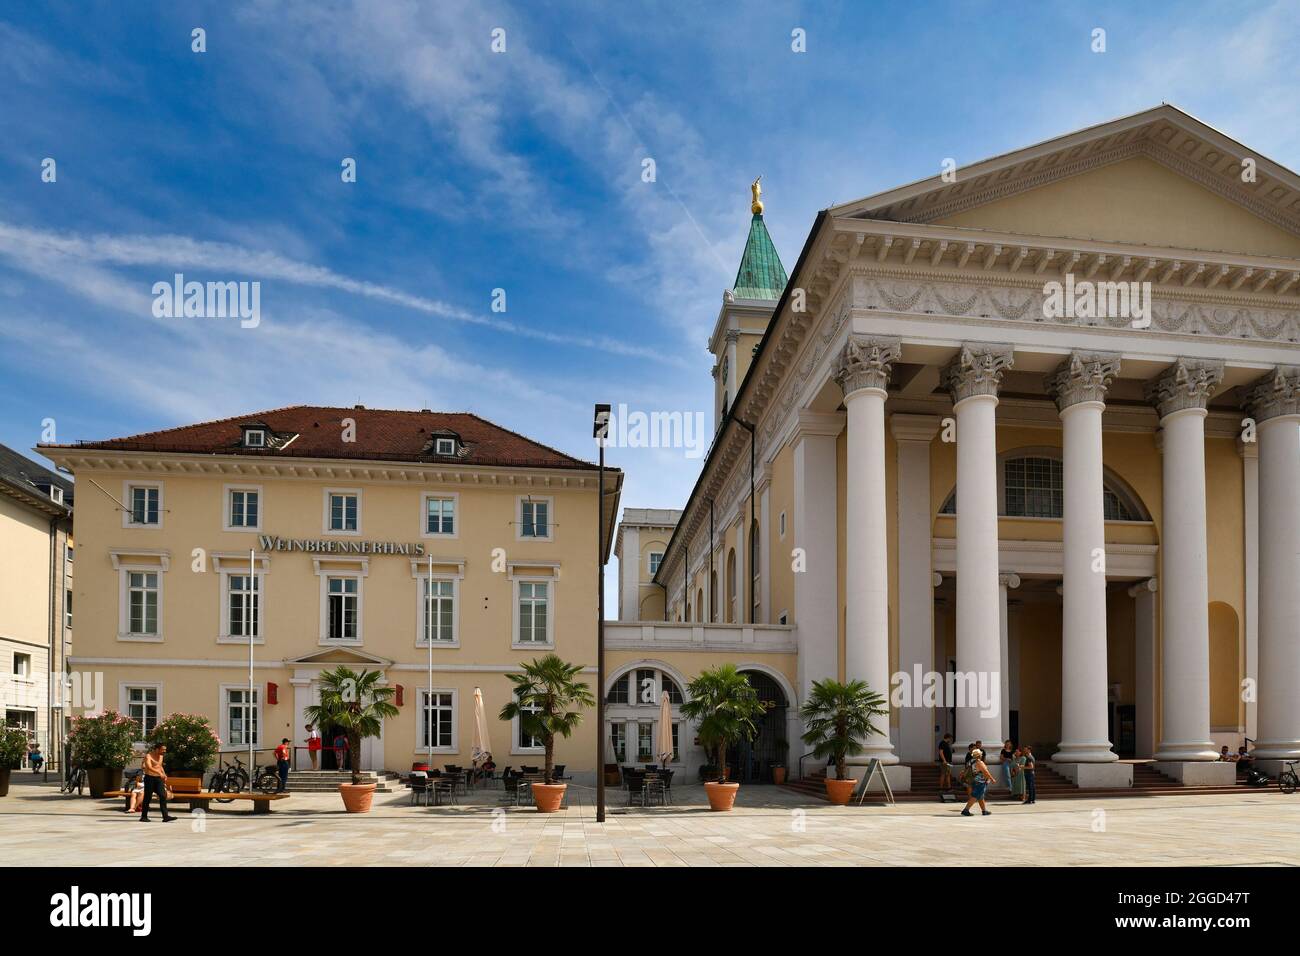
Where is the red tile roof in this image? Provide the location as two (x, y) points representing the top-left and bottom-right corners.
(47, 406), (603, 471)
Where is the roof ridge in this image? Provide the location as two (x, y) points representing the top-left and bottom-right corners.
(102, 404), (309, 444)
(460, 411), (594, 468)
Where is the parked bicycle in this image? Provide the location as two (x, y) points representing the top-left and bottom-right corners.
(208, 755), (279, 800)
(60, 764), (86, 796)
(1278, 760), (1299, 794)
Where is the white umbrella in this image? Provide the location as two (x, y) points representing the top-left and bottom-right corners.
(656, 692), (674, 768)
(471, 687), (492, 765)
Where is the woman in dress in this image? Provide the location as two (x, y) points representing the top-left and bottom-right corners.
(1009, 746), (1027, 803)
(961, 749), (996, 817)
(999, 739), (1015, 794)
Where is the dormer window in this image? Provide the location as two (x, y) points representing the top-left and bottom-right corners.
(49, 486), (63, 505)
(435, 437), (456, 456)
(242, 428), (267, 448)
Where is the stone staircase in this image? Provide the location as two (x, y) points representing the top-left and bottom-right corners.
(782, 760), (1263, 802)
(283, 770), (395, 793)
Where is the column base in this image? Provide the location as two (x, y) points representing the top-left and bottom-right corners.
(1249, 740), (1300, 760)
(1254, 759), (1296, 777)
(1152, 761), (1238, 786)
(839, 762), (911, 793)
(1051, 742), (1119, 764)
(847, 748), (900, 766)
(1050, 762), (1133, 789)
(1153, 741), (1219, 762)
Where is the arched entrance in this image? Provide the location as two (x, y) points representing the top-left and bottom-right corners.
(727, 669), (788, 783)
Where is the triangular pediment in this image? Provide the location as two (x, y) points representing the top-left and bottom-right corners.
(833, 105), (1300, 257)
(286, 648), (393, 668)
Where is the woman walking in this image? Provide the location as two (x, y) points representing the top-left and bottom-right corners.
(1009, 746), (1027, 803)
(961, 749), (995, 817)
(999, 739), (1014, 795)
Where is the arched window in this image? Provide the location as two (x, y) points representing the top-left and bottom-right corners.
(725, 548), (737, 623)
(938, 453), (1145, 521)
(750, 521), (761, 623)
(695, 588), (704, 622)
(605, 667), (686, 764)
(709, 570), (718, 623)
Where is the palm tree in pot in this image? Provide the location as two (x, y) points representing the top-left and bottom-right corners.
(798, 678), (888, 805)
(498, 654), (594, 812)
(305, 666), (399, 813)
(680, 664), (766, 810)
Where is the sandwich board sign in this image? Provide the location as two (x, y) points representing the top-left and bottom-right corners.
(852, 758), (896, 805)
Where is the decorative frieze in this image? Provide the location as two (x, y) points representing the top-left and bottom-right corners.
(1046, 352), (1122, 411)
(1244, 365), (1300, 422)
(834, 335), (901, 398)
(941, 344), (1014, 403)
(1144, 358), (1225, 418)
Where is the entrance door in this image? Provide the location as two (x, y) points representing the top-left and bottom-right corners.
(726, 671), (788, 783)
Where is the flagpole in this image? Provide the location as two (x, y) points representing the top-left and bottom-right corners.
(249, 547), (255, 787)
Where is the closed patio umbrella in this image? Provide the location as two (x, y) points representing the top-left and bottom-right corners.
(472, 687), (492, 766)
(657, 692), (674, 768)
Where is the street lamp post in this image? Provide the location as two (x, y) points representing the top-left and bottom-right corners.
(593, 403), (611, 823)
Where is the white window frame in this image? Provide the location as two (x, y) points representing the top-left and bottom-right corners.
(318, 567), (365, 645)
(64, 589), (72, 630)
(416, 687), (458, 754)
(516, 495), (554, 542)
(510, 696), (545, 755)
(12, 652), (32, 681)
(218, 567), (266, 645)
(223, 483), (264, 532)
(117, 564), (164, 642)
(122, 480), (163, 528)
(119, 682), (162, 744)
(220, 683), (261, 750)
(414, 572), (460, 648)
(434, 437), (456, 456)
(511, 575), (555, 649)
(609, 721), (627, 763)
(243, 428), (267, 448)
(322, 487), (362, 536)
(648, 551), (663, 575)
(420, 492), (459, 539)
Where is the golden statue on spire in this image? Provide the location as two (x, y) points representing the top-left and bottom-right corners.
(751, 176), (763, 215)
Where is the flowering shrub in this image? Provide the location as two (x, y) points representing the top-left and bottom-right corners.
(0, 727), (29, 770)
(68, 711), (137, 769)
(148, 713), (221, 773)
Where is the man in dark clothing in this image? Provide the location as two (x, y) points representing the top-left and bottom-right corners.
(275, 738), (291, 793)
(1022, 744), (1037, 804)
(140, 743), (176, 822)
(937, 733), (954, 790)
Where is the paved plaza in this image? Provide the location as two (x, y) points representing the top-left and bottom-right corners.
(2, 774), (1298, 867)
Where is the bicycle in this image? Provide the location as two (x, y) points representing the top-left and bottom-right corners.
(60, 765), (86, 796)
(1278, 760), (1299, 795)
(208, 756), (280, 800)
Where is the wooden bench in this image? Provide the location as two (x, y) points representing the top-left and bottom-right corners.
(104, 782), (290, 814)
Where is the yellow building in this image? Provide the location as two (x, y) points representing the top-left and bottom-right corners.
(0, 444), (73, 768)
(615, 105), (1300, 790)
(43, 407), (621, 782)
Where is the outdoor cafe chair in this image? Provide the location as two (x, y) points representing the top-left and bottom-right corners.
(409, 771), (433, 807)
(625, 771), (646, 807)
(641, 773), (665, 807)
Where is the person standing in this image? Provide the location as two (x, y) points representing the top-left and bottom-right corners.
(999, 740), (1015, 796)
(1021, 744), (1037, 804)
(306, 723), (322, 770)
(1009, 746), (1027, 803)
(333, 732), (349, 772)
(937, 733), (954, 791)
(140, 743), (176, 823)
(275, 738), (291, 793)
(961, 749), (995, 817)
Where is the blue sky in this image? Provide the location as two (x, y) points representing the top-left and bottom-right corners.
(2, 0), (1298, 601)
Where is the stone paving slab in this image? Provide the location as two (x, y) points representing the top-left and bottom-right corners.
(2, 774), (1297, 867)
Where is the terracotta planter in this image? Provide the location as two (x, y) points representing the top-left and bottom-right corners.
(704, 780), (740, 811)
(339, 782), (376, 813)
(824, 777), (859, 805)
(772, 767), (787, 785)
(87, 767), (122, 799)
(0, 768), (10, 797)
(532, 782), (567, 812)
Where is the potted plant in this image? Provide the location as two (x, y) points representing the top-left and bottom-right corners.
(305, 666), (399, 813)
(680, 664), (766, 811)
(147, 713), (220, 782)
(499, 654), (594, 812)
(771, 738), (789, 786)
(0, 726), (28, 797)
(68, 711), (137, 797)
(798, 678), (888, 805)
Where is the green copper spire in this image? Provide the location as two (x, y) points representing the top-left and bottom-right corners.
(731, 177), (788, 300)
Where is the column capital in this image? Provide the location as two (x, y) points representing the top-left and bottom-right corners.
(1243, 365), (1300, 424)
(1144, 358), (1224, 419)
(834, 335), (901, 399)
(723, 328), (742, 344)
(891, 413), (943, 443)
(1046, 351), (1121, 412)
(941, 344), (1014, 404)
(1127, 577), (1158, 597)
(999, 572), (1021, 589)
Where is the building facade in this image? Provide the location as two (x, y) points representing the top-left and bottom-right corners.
(44, 407), (621, 781)
(0, 445), (73, 769)
(615, 106), (1300, 789)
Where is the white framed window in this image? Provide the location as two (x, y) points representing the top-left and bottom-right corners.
(224, 484), (263, 531)
(648, 551), (663, 575)
(221, 685), (260, 748)
(323, 488), (361, 535)
(118, 568), (162, 641)
(609, 722), (627, 763)
(434, 437), (456, 456)
(121, 684), (160, 742)
(417, 577), (458, 646)
(517, 496), (553, 541)
(419, 689), (457, 752)
(636, 721), (654, 762)
(49, 485), (64, 504)
(219, 571), (263, 643)
(123, 481), (162, 527)
(64, 589), (72, 630)
(323, 575), (360, 643)
(12, 652), (31, 679)
(422, 494), (457, 537)
(243, 428), (266, 448)
(512, 694), (544, 753)
(66, 544), (74, 563)
(513, 578), (552, 647)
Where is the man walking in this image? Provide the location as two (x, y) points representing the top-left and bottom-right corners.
(140, 743), (176, 823)
(937, 733), (954, 791)
(275, 738), (292, 793)
(1022, 744), (1037, 804)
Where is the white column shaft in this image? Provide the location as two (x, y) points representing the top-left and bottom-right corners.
(1255, 415), (1300, 758)
(1056, 401), (1116, 762)
(793, 430), (840, 713)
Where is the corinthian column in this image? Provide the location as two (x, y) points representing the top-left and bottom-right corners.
(941, 344), (1013, 756)
(1145, 358), (1223, 762)
(1245, 366), (1300, 764)
(1048, 352), (1121, 763)
(836, 335), (901, 764)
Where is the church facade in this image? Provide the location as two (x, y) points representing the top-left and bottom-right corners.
(614, 105), (1300, 789)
